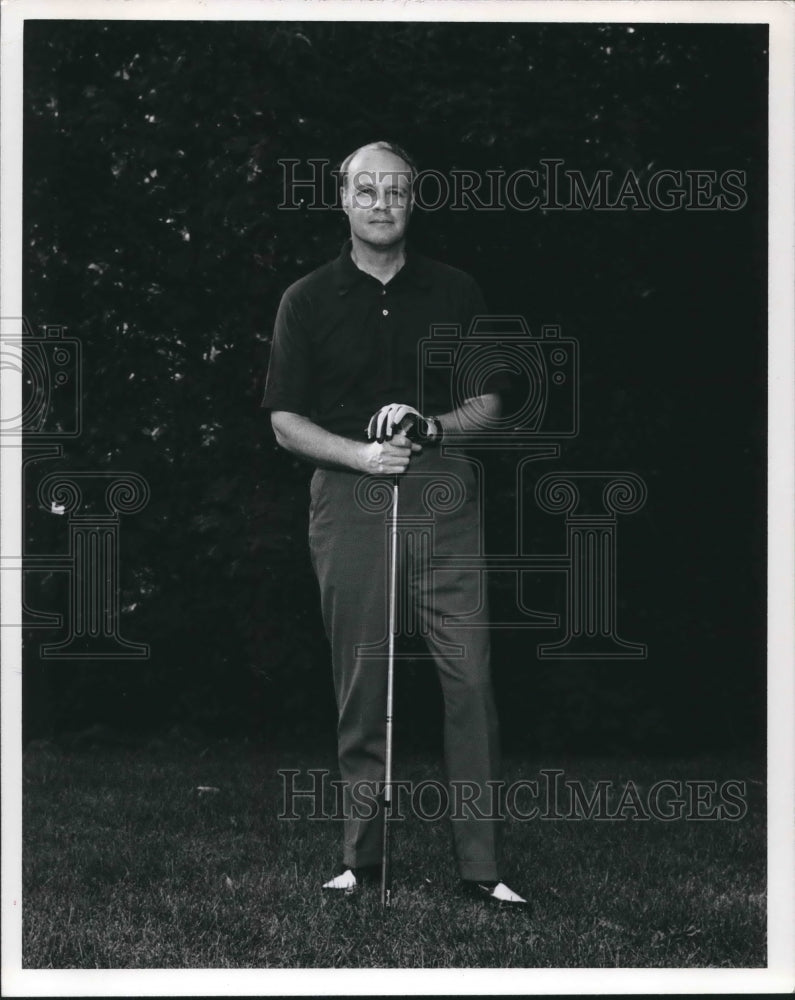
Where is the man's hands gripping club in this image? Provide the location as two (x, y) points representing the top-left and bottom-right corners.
(270, 400), (451, 478)
(361, 403), (428, 477)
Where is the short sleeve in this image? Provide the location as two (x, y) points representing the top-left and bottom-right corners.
(262, 288), (312, 416)
(462, 277), (513, 399)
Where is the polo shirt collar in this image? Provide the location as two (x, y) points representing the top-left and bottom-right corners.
(333, 239), (431, 294)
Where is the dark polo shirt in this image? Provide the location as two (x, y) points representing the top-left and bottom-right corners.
(263, 241), (488, 441)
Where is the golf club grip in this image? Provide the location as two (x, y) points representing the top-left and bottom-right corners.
(402, 414), (429, 443)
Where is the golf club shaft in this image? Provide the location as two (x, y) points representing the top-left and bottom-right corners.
(381, 475), (399, 907)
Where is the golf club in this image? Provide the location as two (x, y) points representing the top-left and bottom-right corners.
(379, 413), (433, 908)
(380, 469), (399, 908)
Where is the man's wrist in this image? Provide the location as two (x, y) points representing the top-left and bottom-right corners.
(353, 439), (372, 473)
(426, 415), (444, 445)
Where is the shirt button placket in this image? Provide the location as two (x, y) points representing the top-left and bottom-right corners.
(380, 288), (393, 382)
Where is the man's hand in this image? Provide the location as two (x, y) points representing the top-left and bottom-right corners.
(271, 410), (422, 476)
(367, 403), (429, 443)
(358, 430), (421, 476)
(270, 396), (496, 477)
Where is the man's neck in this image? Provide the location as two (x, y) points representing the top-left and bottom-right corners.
(349, 238), (406, 285)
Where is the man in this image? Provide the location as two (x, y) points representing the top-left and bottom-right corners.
(264, 141), (525, 905)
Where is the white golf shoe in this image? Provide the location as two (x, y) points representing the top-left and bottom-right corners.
(321, 868), (358, 893)
(321, 864), (381, 895)
(466, 880), (528, 906)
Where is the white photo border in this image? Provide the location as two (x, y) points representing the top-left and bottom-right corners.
(2, 0), (793, 995)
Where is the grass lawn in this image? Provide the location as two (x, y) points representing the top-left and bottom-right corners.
(22, 735), (765, 968)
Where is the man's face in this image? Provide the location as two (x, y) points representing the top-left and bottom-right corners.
(342, 148), (413, 250)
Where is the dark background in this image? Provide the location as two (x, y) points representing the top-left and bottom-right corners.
(21, 20), (767, 757)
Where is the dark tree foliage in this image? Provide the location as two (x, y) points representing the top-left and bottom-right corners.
(22, 20), (767, 753)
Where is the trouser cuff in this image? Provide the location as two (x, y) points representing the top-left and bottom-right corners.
(343, 854), (382, 870)
(459, 861), (500, 882)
